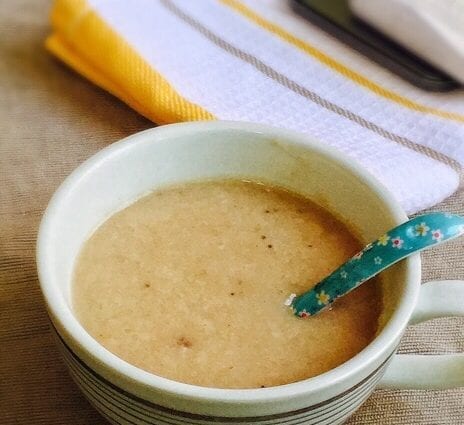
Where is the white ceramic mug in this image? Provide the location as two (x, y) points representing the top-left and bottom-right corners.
(37, 122), (464, 425)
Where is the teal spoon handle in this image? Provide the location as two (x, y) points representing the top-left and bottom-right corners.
(288, 213), (464, 318)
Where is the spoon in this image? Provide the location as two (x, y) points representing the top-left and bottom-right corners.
(286, 212), (464, 318)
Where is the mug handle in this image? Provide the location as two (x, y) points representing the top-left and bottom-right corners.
(379, 280), (464, 389)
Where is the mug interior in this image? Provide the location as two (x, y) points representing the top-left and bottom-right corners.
(37, 122), (419, 414)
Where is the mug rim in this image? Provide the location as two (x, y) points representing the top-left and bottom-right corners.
(36, 121), (421, 406)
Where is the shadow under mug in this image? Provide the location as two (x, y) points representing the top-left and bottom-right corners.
(37, 122), (464, 425)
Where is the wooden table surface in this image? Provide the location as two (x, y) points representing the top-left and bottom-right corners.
(1, 1), (463, 424)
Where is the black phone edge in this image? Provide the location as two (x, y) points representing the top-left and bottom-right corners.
(291, 0), (459, 92)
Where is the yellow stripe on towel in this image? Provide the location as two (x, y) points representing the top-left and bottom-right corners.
(46, 0), (215, 124)
(220, 0), (464, 124)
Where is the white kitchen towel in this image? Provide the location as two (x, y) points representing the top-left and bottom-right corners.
(47, 0), (464, 214)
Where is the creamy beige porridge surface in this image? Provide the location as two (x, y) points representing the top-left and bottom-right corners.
(73, 180), (381, 389)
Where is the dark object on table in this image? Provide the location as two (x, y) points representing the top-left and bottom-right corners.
(291, 0), (460, 91)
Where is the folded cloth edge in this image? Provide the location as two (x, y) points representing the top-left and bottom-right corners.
(46, 0), (215, 124)
(45, 0), (462, 216)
